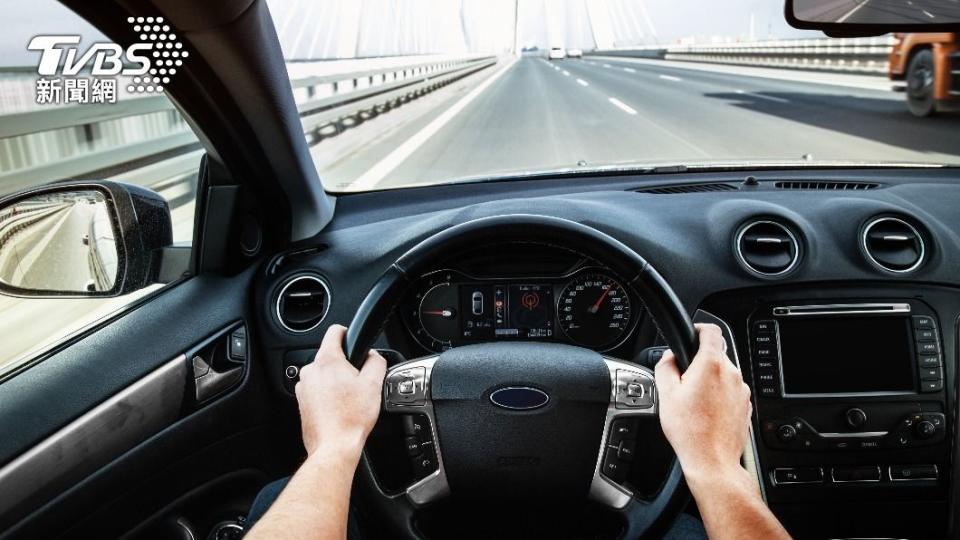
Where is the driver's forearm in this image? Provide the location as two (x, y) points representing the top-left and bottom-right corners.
(687, 466), (791, 540)
(246, 446), (360, 540)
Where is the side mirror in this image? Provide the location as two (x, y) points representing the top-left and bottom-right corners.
(786, 0), (960, 33)
(0, 182), (173, 297)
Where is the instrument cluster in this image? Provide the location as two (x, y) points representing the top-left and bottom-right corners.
(400, 267), (638, 353)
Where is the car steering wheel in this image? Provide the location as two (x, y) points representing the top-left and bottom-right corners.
(343, 214), (699, 539)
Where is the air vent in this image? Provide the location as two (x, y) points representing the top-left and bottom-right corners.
(275, 275), (331, 333)
(735, 220), (801, 277)
(634, 183), (738, 194)
(774, 181), (879, 190)
(861, 217), (925, 273)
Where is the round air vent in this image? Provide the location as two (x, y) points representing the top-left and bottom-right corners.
(275, 275), (331, 333)
(861, 217), (925, 273)
(735, 220), (801, 277)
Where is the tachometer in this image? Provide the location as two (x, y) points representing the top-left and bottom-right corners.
(557, 274), (632, 350)
(413, 278), (460, 351)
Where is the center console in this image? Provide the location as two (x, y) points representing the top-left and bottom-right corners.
(748, 301), (951, 493)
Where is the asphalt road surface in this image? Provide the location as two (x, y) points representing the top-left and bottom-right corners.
(795, 0), (960, 24)
(328, 55), (960, 190)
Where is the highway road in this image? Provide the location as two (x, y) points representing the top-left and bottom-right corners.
(795, 0), (960, 24)
(326, 55), (960, 191)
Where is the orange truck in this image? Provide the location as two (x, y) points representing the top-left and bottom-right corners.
(889, 33), (959, 117)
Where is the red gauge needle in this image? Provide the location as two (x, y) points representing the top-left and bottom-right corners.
(422, 309), (454, 318)
(587, 281), (614, 314)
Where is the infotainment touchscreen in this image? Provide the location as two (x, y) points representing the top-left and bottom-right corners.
(778, 317), (915, 395)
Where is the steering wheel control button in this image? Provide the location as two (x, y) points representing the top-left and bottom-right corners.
(601, 448), (627, 482)
(386, 367), (427, 406)
(616, 440), (636, 462)
(614, 370), (654, 409)
(845, 408), (868, 430)
(405, 436), (422, 457)
(773, 467), (823, 485)
(609, 418), (638, 446)
(284, 365), (299, 380)
(889, 464), (938, 481)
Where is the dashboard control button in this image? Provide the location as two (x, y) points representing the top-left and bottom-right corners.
(845, 408), (867, 430)
(920, 367), (942, 381)
(758, 385), (780, 397)
(916, 341), (940, 355)
(609, 418), (638, 446)
(921, 379), (943, 393)
(284, 365), (299, 380)
(755, 368), (778, 385)
(913, 316), (935, 330)
(918, 355), (941, 368)
(890, 464), (938, 481)
(915, 328), (937, 341)
(831, 466), (881, 483)
(777, 424), (797, 443)
(755, 359), (776, 370)
(754, 344), (777, 358)
(923, 412), (945, 429)
(753, 320), (776, 333)
(753, 332), (776, 345)
(773, 467), (822, 484)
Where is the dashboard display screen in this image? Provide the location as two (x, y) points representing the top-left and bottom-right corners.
(779, 317), (915, 395)
(459, 284), (553, 341)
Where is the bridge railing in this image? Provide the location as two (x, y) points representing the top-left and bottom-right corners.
(590, 36), (897, 75)
(0, 55), (498, 199)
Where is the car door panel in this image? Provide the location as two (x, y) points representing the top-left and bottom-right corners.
(0, 267), (279, 538)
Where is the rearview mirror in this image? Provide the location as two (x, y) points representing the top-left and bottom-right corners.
(786, 0), (960, 32)
(0, 182), (173, 297)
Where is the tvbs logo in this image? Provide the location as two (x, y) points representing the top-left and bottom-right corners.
(28, 36), (153, 76)
(29, 16), (187, 101)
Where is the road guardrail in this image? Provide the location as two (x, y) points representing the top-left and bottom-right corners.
(0, 55), (498, 199)
(590, 36), (896, 75)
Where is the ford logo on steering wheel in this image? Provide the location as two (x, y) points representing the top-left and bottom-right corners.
(489, 386), (550, 410)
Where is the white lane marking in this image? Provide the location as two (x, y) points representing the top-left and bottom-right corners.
(348, 59), (517, 190)
(562, 70), (570, 76)
(923, 9), (935, 17)
(602, 63), (612, 68)
(623, 67), (636, 73)
(837, 0), (870, 22)
(735, 89), (790, 103)
(608, 97), (637, 115)
(576, 78), (589, 86)
(659, 74), (682, 82)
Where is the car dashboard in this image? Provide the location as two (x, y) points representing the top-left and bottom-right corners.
(254, 167), (960, 539)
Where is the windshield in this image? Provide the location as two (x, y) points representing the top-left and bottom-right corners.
(266, 0), (960, 192)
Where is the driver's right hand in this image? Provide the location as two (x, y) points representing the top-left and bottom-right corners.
(654, 323), (753, 483)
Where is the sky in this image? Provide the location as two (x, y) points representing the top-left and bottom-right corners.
(0, 0), (820, 66)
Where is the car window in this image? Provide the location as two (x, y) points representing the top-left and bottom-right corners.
(264, 0), (960, 193)
(0, 0), (201, 375)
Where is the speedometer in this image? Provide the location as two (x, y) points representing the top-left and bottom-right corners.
(557, 274), (632, 350)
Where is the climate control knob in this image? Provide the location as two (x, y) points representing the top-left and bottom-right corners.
(915, 420), (936, 439)
(845, 408), (867, 430)
(777, 424), (797, 443)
